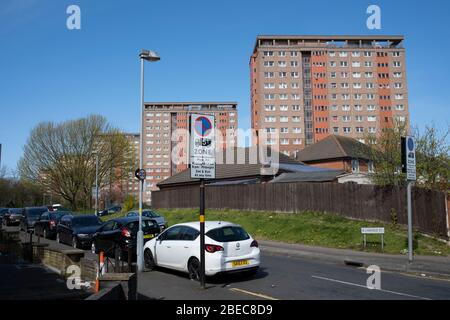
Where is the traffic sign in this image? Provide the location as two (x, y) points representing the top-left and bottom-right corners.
(135, 168), (146, 181)
(404, 136), (416, 181)
(190, 114), (216, 179)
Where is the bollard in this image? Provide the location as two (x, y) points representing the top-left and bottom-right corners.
(29, 230), (33, 261)
(128, 247), (132, 272)
(114, 245), (120, 273)
(95, 251), (105, 293)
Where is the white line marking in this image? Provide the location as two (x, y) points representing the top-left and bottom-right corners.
(312, 275), (431, 300)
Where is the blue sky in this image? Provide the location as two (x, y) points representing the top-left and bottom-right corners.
(1, 0), (449, 172)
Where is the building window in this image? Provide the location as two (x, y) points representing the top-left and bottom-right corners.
(351, 159), (360, 173)
(368, 161), (374, 173)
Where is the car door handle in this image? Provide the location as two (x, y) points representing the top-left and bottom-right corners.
(166, 246), (171, 248)
(184, 246), (189, 249)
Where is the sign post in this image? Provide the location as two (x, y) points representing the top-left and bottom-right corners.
(190, 114), (216, 289)
(402, 136), (416, 263)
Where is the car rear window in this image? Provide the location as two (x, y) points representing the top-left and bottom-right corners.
(206, 226), (250, 242)
(50, 213), (66, 220)
(28, 208), (47, 216)
(126, 220), (158, 233)
(143, 210), (161, 218)
(73, 216), (101, 227)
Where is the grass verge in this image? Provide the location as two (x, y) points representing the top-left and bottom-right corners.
(96, 208), (450, 257)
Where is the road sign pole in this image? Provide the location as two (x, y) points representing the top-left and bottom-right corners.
(199, 178), (206, 289)
(407, 181), (413, 263)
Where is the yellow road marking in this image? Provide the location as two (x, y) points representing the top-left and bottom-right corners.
(229, 288), (279, 300)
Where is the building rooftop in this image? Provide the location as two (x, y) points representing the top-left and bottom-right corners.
(253, 34), (404, 53)
(295, 135), (373, 163)
(269, 170), (345, 184)
(157, 147), (341, 188)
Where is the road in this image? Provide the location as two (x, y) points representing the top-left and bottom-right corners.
(13, 229), (450, 300)
(138, 251), (450, 300)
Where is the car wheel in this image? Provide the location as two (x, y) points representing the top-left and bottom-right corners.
(144, 249), (156, 271)
(188, 258), (200, 281)
(72, 236), (78, 249)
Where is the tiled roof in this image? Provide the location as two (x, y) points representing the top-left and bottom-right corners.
(296, 135), (373, 162)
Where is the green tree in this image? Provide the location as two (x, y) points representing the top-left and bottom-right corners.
(414, 125), (450, 193)
(365, 121), (450, 192)
(364, 122), (408, 186)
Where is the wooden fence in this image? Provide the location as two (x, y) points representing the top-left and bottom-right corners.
(152, 182), (449, 238)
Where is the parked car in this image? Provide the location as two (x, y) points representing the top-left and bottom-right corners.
(34, 211), (71, 239)
(91, 216), (161, 261)
(20, 207), (49, 231)
(56, 214), (102, 249)
(126, 209), (168, 231)
(0, 208), (8, 225)
(52, 204), (70, 212)
(143, 221), (260, 280)
(97, 205), (122, 217)
(2, 208), (23, 226)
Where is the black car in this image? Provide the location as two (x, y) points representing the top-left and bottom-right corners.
(56, 215), (102, 249)
(97, 205), (122, 217)
(34, 211), (71, 239)
(91, 216), (161, 261)
(20, 207), (49, 231)
(2, 208), (23, 226)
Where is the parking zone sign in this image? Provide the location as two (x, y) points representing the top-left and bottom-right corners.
(405, 136), (416, 181)
(190, 114), (216, 179)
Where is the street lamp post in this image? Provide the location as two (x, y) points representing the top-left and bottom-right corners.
(94, 152), (99, 215)
(137, 49), (160, 272)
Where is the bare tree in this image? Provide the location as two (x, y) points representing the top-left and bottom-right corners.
(18, 115), (133, 211)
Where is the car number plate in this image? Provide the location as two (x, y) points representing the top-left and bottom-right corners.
(144, 234), (155, 239)
(232, 260), (249, 267)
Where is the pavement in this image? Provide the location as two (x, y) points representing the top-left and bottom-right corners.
(0, 253), (90, 300)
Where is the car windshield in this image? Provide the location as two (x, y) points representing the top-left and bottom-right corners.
(28, 208), (47, 216)
(72, 216), (101, 227)
(206, 226), (250, 242)
(0, 209), (8, 215)
(143, 210), (160, 218)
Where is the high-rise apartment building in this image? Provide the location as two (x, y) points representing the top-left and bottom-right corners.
(250, 35), (409, 157)
(142, 102), (238, 203)
(123, 133), (140, 198)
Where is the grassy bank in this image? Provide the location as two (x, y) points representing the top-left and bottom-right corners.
(100, 208), (450, 257)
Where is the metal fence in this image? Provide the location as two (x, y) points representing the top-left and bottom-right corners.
(152, 182), (449, 238)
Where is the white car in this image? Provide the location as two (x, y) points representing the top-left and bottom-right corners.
(143, 221), (260, 280)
